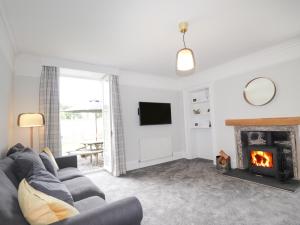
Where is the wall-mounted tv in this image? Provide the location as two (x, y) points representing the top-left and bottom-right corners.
(138, 102), (172, 125)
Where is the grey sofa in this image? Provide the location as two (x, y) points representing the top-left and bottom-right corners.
(0, 151), (143, 225)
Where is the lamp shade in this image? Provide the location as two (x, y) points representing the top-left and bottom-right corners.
(18, 113), (45, 128)
(176, 48), (195, 72)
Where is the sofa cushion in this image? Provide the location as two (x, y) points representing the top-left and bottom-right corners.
(40, 152), (58, 177)
(12, 148), (46, 181)
(41, 147), (59, 170)
(7, 143), (25, 156)
(74, 196), (106, 213)
(0, 170), (28, 225)
(27, 169), (74, 206)
(18, 179), (79, 225)
(63, 176), (105, 201)
(0, 157), (19, 187)
(57, 167), (83, 181)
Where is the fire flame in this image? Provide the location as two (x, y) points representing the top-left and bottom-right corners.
(250, 150), (273, 168)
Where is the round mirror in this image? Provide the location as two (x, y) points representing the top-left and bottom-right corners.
(243, 77), (276, 106)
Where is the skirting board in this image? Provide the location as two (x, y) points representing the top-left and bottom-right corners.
(185, 152), (213, 161)
(126, 150), (186, 171)
(173, 151), (186, 160)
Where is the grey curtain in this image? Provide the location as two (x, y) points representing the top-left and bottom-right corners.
(39, 66), (61, 156)
(110, 75), (126, 176)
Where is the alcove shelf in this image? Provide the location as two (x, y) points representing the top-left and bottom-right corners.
(184, 85), (214, 161)
(190, 88), (211, 129)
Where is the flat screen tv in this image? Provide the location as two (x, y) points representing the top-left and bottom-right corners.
(138, 102), (172, 125)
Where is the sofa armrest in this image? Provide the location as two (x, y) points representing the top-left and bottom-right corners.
(55, 155), (77, 169)
(51, 197), (143, 225)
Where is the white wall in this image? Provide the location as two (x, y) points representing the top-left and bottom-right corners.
(12, 54), (185, 169)
(12, 76), (40, 149)
(120, 85), (185, 170)
(0, 51), (13, 156)
(212, 58), (300, 167)
(189, 129), (213, 159)
(0, 11), (14, 156)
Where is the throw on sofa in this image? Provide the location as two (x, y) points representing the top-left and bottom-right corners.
(0, 144), (143, 225)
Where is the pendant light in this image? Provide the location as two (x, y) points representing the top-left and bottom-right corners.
(176, 22), (195, 73)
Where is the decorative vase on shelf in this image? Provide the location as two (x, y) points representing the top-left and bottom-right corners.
(193, 109), (201, 114)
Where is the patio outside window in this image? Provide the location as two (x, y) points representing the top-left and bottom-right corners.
(59, 73), (103, 156)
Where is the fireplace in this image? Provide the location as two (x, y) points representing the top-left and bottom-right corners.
(247, 146), (278, 178)
(239, 130), (295, 181)
(225, 118), (300, 186)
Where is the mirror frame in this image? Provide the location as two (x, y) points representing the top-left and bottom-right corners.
(243, 77), (276, 106)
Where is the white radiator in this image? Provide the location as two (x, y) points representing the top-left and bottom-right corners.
(139, 136), (172, 162)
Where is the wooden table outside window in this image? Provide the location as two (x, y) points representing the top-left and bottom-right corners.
(69, 141), (104, 165)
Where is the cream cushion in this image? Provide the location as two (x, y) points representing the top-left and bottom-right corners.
(42, 147), (59, 170)
(18, 179), (79, 225)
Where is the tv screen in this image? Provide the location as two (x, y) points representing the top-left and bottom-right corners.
(138, 102), (172, 125)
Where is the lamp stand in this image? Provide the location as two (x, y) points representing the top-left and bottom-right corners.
(30, 127), (33, 148)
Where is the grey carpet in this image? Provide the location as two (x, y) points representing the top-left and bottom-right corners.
(86, 158), (300, 225)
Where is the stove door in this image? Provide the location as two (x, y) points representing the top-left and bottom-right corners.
(247, 146), (279, 177)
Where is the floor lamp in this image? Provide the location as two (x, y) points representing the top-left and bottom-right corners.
(18, 113), (45, 148)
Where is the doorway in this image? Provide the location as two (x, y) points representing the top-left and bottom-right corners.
(59, 68), (105, 172)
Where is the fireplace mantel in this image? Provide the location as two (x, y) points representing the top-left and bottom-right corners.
(225, 117), (300, 126)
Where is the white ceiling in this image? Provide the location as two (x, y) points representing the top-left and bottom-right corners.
(2, 0), (300, 77)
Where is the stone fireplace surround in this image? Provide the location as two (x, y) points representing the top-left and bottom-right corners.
(234, 126), (299, 179)
(225, 117), (300, 180)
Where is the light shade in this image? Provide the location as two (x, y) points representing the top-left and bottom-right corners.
(176, 48), (195, 72)
(18, 113), (45, 128)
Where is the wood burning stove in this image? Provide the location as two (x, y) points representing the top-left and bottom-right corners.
(247, 146), (279, 178)
(241, 131), (294, 181)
